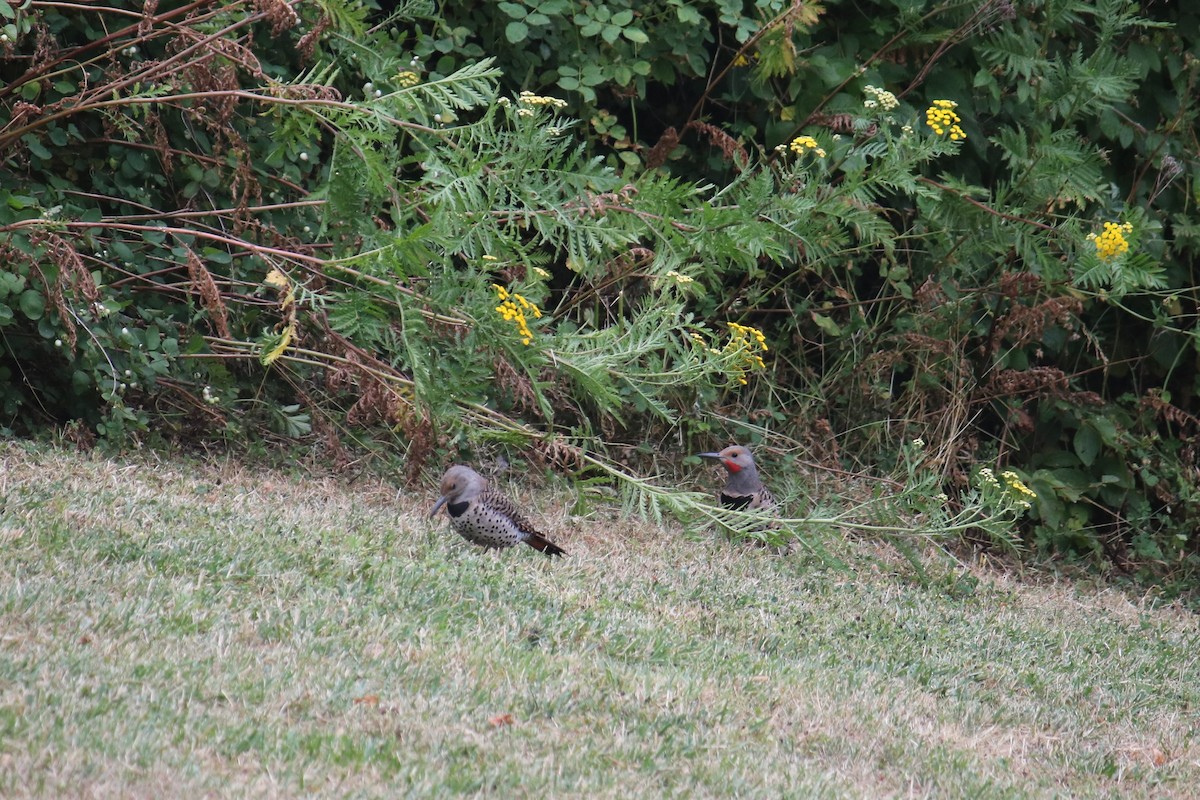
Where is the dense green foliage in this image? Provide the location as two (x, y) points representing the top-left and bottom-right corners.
(2, 0), (1199, 586)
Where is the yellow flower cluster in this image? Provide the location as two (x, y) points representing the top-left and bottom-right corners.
(778, 135), (827, 158)
(689, 323), (770, 385)
(1087, 221), (1133, 261)
(690, 331), (718, 353)
(1001, 470), (1037, 509)
(496, 93), (567, 118)
(395, 71), (421, 88)
(979, 467), (1037, 510)
(518, 91), (568, 109)
(664, 270), (694, 285)
(727, 321), (768, 384)
(728, 321), (768, 350)
(925, 100), (965, 141)
(496, 90), (566, 117)
(864, 84), (898, 111)
(493, 284), (542, 346)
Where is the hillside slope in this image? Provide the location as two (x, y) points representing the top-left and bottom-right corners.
(1, 442), (1197, 797)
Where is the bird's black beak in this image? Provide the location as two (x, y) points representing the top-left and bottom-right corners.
(697, 452), (722, 460)
(429, 495), (449, 518)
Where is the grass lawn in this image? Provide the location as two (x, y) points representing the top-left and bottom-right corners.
(1, 441), (1198, 797)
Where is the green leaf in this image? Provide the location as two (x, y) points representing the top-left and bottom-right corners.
(111, 240), (135, 262)
(581, 64), (606, 85)
(1073, 425), (1101, 467)
(1089, 416), (1119, 446)
(623, 27), (649, 44)
(0, 271), (22, 297)
(810, 311), (842, 337)
(497, 2), (526, 19)
(5, 194), (36, 209)
(611, 9), (633, 26)
(505, 21), (529, 43)
(202, 248), (233, 265)
(1080, 422), (1104, 465)
(23, 135), (51, 160)
(18, 289), (44, 320)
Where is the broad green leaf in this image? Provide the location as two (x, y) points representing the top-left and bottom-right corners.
(497, 2), (526, 19)
(504, 21), (528, 43)
(1073, 425), (1100, 467)
(810, 311), (842, 337)
(18, 289), (44, 320)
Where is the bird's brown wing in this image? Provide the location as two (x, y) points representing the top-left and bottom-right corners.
(482, 487), (567, 556)
(481, 487), (543, 537)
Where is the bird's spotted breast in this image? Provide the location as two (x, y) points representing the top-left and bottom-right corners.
(450, 502), (524, 549)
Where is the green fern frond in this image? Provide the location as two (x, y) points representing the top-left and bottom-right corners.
(327, 293), (391, 344)
(398, 58), (502, 113)
(310, 0), (370, 37)
(288, 62), (341, 88)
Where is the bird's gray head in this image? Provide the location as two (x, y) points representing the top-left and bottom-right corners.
(429, 465), (486, 517)
(696, 443), (758, 494)
(698, 445), (758, 475)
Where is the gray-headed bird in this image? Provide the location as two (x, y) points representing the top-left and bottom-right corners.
(697, 445), (778, 514)
(429, 465), (566, 557)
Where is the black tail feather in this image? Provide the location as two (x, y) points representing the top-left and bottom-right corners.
(526, 533), (567, 557)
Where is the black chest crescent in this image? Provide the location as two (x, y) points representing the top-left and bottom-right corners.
(447, 500), (470, 518)
(720, 493), (753, 510)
